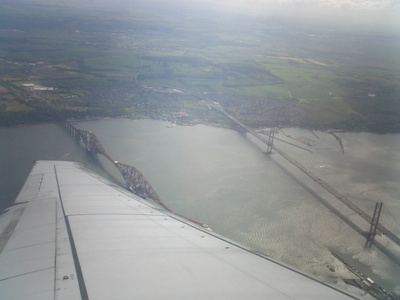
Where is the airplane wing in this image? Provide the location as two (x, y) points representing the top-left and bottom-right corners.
(0, 160), (361, 299)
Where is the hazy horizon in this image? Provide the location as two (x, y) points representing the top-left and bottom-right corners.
(4, 0), (399, 33)
(91, 0), (400, 33)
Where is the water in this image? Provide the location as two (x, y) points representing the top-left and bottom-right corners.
(1, 119), (400, 296)
(0, 123), (122, 212)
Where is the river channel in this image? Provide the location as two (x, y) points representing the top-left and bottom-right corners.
(1, 118), (400, 296)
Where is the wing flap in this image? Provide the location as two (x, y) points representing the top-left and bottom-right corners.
(0, 161), (81, 300)
(0, 160), (361, 300)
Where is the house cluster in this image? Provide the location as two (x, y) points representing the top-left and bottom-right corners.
(22, 83), (55, 91)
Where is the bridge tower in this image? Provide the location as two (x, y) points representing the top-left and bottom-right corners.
(365, 202), (383, 249)
(235, 124), (247, 136)
(266, 130), (275, 155)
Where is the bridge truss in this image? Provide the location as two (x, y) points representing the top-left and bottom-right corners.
(59, 119), (168, 211)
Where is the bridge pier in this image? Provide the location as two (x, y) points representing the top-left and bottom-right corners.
(60, 119), (81, 140)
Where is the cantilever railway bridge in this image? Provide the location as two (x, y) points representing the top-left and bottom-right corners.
(61, 119), (170, 211)
(212, 103), (400, 255)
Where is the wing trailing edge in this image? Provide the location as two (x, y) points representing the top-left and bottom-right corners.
(0, 161), (361, 299)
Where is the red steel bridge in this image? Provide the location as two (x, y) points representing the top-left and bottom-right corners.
(60, 119), (170, 211)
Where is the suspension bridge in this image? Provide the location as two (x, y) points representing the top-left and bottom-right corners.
(211, 102), (400, 260)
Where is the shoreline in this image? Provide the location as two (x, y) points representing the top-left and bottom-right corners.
(2, 113), (400, 135)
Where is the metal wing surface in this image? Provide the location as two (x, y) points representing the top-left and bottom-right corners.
(0, 161), (361, 299)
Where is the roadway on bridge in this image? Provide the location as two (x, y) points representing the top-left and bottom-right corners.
(211, 103), (400, 260)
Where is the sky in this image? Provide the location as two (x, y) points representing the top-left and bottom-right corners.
(25, 0), (400, 32)
(181, 0), (400, 32)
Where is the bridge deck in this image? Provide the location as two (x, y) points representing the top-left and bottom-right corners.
(213, 104), (400, 252)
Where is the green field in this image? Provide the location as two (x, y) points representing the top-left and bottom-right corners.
(0, 0), (399, 131)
